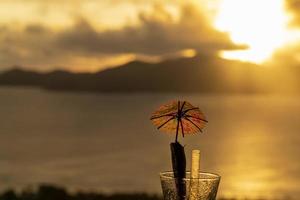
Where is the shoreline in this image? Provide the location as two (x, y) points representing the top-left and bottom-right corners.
(0, 184), (294, 200)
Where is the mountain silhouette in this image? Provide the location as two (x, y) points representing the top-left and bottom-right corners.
(0, 55), (299, 93)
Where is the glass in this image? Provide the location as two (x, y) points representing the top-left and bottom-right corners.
(160, 171), (220, 200)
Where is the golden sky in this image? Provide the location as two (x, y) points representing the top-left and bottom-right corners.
(0, 0), (300, 72)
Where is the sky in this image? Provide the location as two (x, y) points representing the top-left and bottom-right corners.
(0, 0), (300, 72)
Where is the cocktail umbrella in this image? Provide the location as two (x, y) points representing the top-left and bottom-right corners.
(150, 100), (207, 141)
(150, 100), (207, 200)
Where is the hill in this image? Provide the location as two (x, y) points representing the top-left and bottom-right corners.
(0, 55), (299, 93)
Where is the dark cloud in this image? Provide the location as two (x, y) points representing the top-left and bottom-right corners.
(285, 0), (300, 26)
(0, 4), (245, 71)
(56, 5), (245, 56)
(25, 24), (48, 34)
(0, 24), (73, 71)
(268, 42), (300, 67)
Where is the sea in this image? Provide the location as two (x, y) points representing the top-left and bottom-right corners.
(0, 87), (299, 199)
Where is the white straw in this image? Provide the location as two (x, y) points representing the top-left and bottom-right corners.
(191, 150), (200, 179)
(190, 150), (200, 200)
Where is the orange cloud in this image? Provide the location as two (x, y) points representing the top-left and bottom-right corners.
(0, 3), (244, 72)
(285, 0), (300, 27)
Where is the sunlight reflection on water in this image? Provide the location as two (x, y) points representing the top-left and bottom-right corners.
(0, 87), (299, 199)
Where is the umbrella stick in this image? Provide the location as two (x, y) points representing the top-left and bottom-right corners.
(175, 119), (179, 143)
(170, 142), (186, 200)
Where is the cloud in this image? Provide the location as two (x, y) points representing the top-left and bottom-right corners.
(57, 5), (244, 56)
(267, 41), (300, 67)
(285, 0), (300, 26)
(0, 24), (65, 70)
(0, 3), (245, 72)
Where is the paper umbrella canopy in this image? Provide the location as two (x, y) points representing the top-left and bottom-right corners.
(150, 100), (207, 142)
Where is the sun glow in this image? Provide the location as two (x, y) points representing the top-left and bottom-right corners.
(214, 0), (291, 63)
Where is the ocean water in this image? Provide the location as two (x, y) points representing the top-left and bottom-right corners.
(0, 87), (299, 199)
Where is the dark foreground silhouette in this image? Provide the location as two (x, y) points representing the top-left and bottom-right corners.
(0, 185), (160, 200)
(0, 185), (292, 200)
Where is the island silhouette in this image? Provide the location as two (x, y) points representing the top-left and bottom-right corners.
(0, 55), (299, 94)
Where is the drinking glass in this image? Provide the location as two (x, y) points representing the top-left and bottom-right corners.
(160, 171), (220, 200)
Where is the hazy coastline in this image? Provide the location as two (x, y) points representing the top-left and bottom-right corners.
(0, 184), (294, 200)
